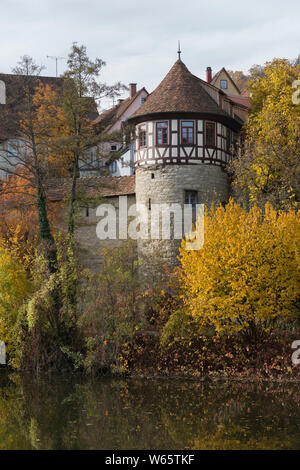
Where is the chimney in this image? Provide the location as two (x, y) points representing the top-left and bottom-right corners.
(206, 67), (212, 84)
(129, 83), (137, 98)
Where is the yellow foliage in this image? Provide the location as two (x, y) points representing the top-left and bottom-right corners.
(233, 58), (300, 209)
(179, 200), (300, 335)
(0, 241), (31, 360)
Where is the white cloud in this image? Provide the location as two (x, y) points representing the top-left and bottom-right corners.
(1, 0), (299, 108)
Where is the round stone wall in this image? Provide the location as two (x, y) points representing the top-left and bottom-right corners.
(135, 164), (229, 266)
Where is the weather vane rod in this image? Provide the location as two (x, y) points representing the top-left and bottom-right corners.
(178, 40), (182, 61)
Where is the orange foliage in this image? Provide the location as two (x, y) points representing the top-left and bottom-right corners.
(0, 169), (62, 242)
(31, 83), (71, 177)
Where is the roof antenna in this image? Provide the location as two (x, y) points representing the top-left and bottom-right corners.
(177, 40), (182, 61)
(46, 55), (66, 77)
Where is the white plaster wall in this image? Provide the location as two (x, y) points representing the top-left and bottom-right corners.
(109, 90), (148, 133)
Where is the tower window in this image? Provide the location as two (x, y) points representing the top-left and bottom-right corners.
(156, 121), (168, 145)
(226, 127), (231, 152)
(181, 121), (194, 145)
(205, 121), (216, 148)
(139, 129), (146, 148)
(185, 190), (198, 208)
(220, 80), (228, 89)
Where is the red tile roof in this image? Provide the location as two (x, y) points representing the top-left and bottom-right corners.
(227, 94), (250, 108)
(129, 60), (229, 118)
(46, 175), (136, 201)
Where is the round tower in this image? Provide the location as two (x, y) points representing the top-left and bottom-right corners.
(127, 59), (242, 266)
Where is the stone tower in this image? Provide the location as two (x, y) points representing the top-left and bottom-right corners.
(127, 59), (243, 265)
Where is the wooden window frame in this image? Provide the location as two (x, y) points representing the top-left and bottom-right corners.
(156, 121), (169, 146)
(138, 127), (147, 148)
(180, 120), (194, 145)
(220, 79), (228, 89)
(205, 121), (216, 148)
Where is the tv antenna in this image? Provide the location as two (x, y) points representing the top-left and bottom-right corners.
(46, 55), (67, 77)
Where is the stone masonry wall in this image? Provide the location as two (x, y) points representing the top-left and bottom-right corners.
(135, 165), (229, 266)
(55, 194), (137, 272)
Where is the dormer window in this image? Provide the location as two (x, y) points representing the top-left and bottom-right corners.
(140, 96), (146, 104)
(205, 121), (216, 148)
(139, 128), (146, 148)
(181, 121), (194, 145)
(220, 80), (228, 89)
(156, 121), (168, 145)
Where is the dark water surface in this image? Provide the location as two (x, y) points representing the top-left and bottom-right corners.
(0, 373), (300, 450)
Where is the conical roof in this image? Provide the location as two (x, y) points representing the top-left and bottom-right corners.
(131, 60), (228, 118)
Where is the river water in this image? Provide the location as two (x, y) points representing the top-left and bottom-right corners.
(0, 373), (299, 450)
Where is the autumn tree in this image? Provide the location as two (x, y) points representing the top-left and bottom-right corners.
(0, 57), (77, 357)
(0, 56), (59, 267)
(177, 200), (300, 338)
(232, 58), (300, 209)
(59, 43), (126, 234)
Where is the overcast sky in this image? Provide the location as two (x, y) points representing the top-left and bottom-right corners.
(1, 0), (299, 110)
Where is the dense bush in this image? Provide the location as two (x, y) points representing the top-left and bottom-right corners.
(80, 241), (170, 374)
(0, 234), (83, 371)
(0, 241), (31, 366)
(172, 201), (300, 340)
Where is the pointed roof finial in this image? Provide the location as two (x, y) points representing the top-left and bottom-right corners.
(177, 40), (181, 61)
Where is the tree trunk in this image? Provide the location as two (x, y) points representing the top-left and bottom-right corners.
(68, 153), (79, 235)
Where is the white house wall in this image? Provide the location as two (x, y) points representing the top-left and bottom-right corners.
(0, 138), (23, 178)
(109, 90), (149, 133)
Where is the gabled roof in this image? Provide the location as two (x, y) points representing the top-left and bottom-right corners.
(94, 87), (148, 134)
(129, 60), (229, 118)
(211, 67), (241, 95)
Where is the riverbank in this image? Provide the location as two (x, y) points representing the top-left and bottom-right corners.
(121, 329), (300, 381)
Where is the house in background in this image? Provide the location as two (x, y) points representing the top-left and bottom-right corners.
(206, 66), (251, 109)
(80, 84), (149, 177)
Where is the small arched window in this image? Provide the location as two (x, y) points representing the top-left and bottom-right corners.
(0, 80), (6, 104)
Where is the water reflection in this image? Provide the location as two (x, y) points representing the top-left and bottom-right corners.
(0, 373), (300, 450)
